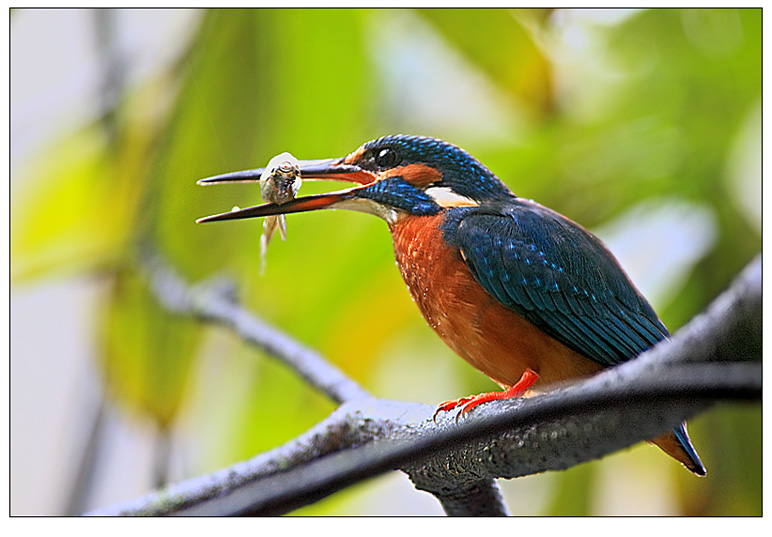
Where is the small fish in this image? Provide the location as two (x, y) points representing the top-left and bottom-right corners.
(259, 152), (302, 272)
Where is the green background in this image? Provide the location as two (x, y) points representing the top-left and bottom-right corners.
(11, 9), (761, 515)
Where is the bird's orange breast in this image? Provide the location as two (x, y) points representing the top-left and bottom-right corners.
(390, 214), (602, 388)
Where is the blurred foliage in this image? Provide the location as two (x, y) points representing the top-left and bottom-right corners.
(11, 8), (760, 515)
(416, 8), (555, 115)
(98, 267), (202, 427)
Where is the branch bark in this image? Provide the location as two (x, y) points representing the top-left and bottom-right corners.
(88, 255), (761, 516)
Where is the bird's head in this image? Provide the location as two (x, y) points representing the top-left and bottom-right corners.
(197, 135), (513, 225)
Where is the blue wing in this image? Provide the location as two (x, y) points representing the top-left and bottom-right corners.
(447, 201), (669, 367)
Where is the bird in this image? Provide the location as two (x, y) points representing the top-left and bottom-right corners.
(197, 134), (706, 476)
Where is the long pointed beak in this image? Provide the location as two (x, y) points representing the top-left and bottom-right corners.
(196, 187), (364, 223)
(196, 158), (378, 224)
(196, 158), (373, 185)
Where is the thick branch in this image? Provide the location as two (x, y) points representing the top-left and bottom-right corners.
(87, 256), (761, 516)
(88, 362), (759, 516)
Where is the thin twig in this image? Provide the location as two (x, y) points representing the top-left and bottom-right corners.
(152, 428), (173, 491)
(64, 392), (107, 515)
(142, 254), (371, 405)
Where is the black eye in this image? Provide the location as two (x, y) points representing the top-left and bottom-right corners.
(376, 147), (399, 168)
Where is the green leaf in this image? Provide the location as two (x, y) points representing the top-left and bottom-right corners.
(98, 267), (201, 428)
(415, 8), (554, 115)
(11, 127), (126, 281)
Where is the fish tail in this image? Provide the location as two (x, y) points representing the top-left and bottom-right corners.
(278, 215), (287, 241)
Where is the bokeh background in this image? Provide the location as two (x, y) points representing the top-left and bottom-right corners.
(11, 8), (761, 516)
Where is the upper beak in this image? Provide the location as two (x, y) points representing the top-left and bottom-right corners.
(196, 158), (371, 185)
(196, 158), (377, 224)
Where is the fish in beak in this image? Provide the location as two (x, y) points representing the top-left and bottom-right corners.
(256, 152), (301, 273)
(196, 157), (379, 224)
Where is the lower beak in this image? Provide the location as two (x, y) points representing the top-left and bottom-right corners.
(196, 158), (377, 224)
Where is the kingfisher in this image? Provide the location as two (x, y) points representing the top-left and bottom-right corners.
(197, 134), (706, 476)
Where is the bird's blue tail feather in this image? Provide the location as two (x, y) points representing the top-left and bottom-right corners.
(673, 422), (706, 476)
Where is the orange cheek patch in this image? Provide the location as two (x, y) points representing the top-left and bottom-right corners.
(386, 163), (442, 187)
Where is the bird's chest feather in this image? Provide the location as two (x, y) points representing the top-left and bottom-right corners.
(389, 214), (601, 387)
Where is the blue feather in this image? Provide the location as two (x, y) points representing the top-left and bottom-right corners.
(672, 422), (706, 475)
(446, 201), (671, 368)
(357, 177), (440, 215)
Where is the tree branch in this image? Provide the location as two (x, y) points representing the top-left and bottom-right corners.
(436, 480), (510, 516)
(142, 254), (371, 405)
(86, 255), (761, 516)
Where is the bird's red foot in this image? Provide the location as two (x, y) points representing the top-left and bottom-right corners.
(433, 369), (539, 421)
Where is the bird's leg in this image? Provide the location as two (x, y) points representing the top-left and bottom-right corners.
(434, 369), (539, 420)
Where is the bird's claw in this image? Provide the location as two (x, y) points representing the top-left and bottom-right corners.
(432, 370), (539, 424)
(432, 395), (480, 423)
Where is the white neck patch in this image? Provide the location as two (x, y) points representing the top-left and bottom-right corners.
(425, 186), (479, 208)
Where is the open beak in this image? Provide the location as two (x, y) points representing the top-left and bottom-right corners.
(196, 158), (377, 224)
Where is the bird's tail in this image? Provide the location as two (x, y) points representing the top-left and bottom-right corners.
(650, 421), (706, 476)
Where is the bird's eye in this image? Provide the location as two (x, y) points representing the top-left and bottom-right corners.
(376, 148), (399, 168)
